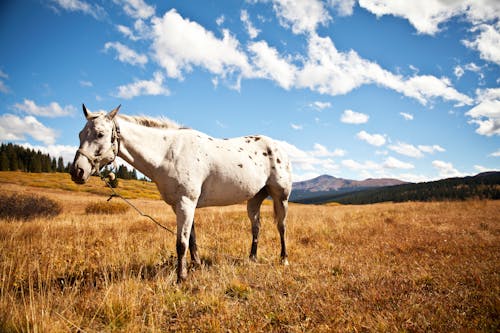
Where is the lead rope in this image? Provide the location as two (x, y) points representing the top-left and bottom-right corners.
(99, 172), (176, 235)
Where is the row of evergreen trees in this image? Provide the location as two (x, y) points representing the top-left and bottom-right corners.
(0, 143), (140, 180)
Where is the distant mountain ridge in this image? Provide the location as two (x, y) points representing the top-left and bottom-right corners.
(291, 172), (500, 204)
(290, 175), (407, 202)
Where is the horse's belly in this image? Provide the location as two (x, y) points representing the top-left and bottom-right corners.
(196, 172), (265, 207)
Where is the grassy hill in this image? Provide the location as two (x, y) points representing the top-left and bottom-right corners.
(0, 171), (162, 200)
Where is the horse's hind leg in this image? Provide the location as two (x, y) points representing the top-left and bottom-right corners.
(271, 191), (289, 265)
(247, 187), (268, 261)
(189, 221), (201, 267)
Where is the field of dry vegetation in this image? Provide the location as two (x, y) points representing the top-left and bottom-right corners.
(0, 172), (499, 332)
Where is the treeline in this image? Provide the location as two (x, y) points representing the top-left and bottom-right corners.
(0, 143), (140, 180)
(294, 172), (500, 205)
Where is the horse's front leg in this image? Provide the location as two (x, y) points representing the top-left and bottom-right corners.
(175, 197), (196, 283)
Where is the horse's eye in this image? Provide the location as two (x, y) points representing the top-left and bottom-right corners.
(97, 133), (104, 139)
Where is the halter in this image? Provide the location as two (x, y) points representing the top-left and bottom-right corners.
(76, 119), (121, 173)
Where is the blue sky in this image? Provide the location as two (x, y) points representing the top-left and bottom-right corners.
(0, 0), (499, 182)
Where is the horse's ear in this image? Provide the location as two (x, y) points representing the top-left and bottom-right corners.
(107, 105), (121, 120)
(82, 104), (92, 119)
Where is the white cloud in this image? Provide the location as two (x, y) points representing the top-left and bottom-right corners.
(117, 24), (139, 41)
(241, 10), (260, 39)
(388, 142), (424, 158)
(400, 112), (414, 120)
(466, 88), (500, 136)
(19, 142), (78, 165)
(216, 15), (225, 26)
(277, 140), (343, 180)
(310, 143), (346, 157)
(418, 145), (445, 154)
(463, 22), (500, 65)
(356, 130), (386, 147)
(248, 40), (297, 89)
(151, 9), (251, 81)
(0, 114), (57, 145)
(104, 42), (148, 66)
(474, 165), (498, 173)
(310, 101), (331, 110)
(490, 149), (500, 157)
(454, 65), (465, 79)
(342, 159), (380, 171)
(383, 156), (414, 169)
(50, 0), (106, 19)
(13, 99), (75, 118)
(328, 0), (356, 16)
(113, 0), (155, 19)
(341, 109), (369, 124)
(290, 123), (303, 130)
(272, 0), (331, 34)
(115, 71), (170, 99)
(359, 0), (499, 34)
(295, 34), (472, 106)
(357, 0), (500, 65)
(432, 160), (463, 178)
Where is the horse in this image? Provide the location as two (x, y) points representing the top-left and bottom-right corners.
(70, 104), (292, 282)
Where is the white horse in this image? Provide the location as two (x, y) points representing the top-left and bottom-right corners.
(70, 105), (292, 282)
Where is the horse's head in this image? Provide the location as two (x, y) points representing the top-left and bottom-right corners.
(70, 104), (121, 184)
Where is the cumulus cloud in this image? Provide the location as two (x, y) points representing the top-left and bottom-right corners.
(151, 9), (251, 80)
(329, 0), (356, 16)
(383, 156), (414, 169)
(19, 142), (78, 165)
(490, 149), (500, 157)
(272, 0), (331, 34)
(0, 114), (57, 145)
(113, 0), (155, 19)
(474, 165), (498, 173)
(248, 40), (297, 89)
(295, 34), (472, 106)
(356, 130), (386, 146)
(50, 0), (106, 20)
(114, 72), (170, 99)
(290, 123), (303, 130)
(341, 109), (369, 124)
(13, 99), (75, 118)
(463, 22), (500, 65)
(466, 88), (500, 136)
(418, 145), (445, 154)
(432, 160), (463, 178)
(104, 42), (148, 66)
(388, 142), (424, 158)
(277, 140), (343, 180)
(310, 143), (346, 157)
(357, 0), (500, 64)
(241, 10), (260, 39)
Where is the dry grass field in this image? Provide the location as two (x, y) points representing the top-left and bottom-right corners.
(0, 173), (499, 332)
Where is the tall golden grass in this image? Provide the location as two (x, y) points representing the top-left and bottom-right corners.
(0, 177), (499, 332)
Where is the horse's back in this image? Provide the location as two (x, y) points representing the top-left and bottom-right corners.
(196, 133), (292, 206)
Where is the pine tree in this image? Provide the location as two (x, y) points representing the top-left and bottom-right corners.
(57, 157), (65, 172)
(0, 151), (8, 171)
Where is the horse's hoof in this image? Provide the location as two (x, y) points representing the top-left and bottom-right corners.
(280, 258), (289, 266)
(249, 255), (257, 262)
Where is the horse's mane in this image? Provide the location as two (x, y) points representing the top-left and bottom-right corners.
(118, 114), (183, 129)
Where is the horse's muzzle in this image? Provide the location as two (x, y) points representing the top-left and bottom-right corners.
(70, 164), (87, 184)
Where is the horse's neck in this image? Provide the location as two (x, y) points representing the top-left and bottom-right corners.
(116, 119), (170, 180)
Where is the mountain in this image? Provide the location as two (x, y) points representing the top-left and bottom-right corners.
(290, 175), (407, 202)
(291, 172), (500, 205)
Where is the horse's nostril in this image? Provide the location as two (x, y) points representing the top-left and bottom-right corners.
(77, 167), (84, 179)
